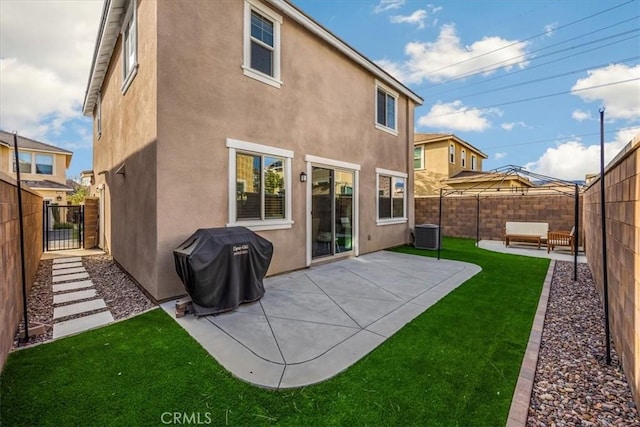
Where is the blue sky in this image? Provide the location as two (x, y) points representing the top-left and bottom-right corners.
(1, 0), (638, 180)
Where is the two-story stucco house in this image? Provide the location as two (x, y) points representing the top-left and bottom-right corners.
(0, 130), (74, 202)
(414, 133), (489, 196)
(82, 0), (423, 301)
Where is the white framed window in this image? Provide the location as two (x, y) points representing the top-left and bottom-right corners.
(96, 92), (102, 139)
(227, 138), (293, 230)
(471, 154), (477, 171)
(376, 168), (407, 225)
(449, 143), (455, 164)
(243, 0), (282, 88)
(12, 151), (53, 175)
(413, 146), (424, 170)
(461, 148), (466, 168)
(121, 0), (138, 94)
(375, 80), (398, 135)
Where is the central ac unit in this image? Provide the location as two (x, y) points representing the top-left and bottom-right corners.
(415, 224), (440, 250)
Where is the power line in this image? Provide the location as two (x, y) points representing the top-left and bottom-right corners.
(482, 126), (640, 150)
(414, 0), (638, 80)
(438, 56), (640, 102)
(426, 78), (640, 118)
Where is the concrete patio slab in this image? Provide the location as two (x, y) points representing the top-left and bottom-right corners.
(52, 311), (115, 339)
(53, 289), (97, 305)
(52, 280), (94, 293)
(162, 251), (480, 389)
(52, 261), (83, 270)
(53, 299), (107, 319)
(52, 272), (90, 283)
(479, 240), (587, 263)
(51, 266), (86, 276)
(52, 257), (83, 264)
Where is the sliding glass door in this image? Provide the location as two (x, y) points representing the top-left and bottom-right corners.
(311, 167), (353, 259)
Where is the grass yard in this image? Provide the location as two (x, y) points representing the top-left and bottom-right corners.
(1, 237), (549, 426)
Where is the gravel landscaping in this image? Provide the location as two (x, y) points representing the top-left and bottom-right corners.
(12, 255), (155, 349)
(527, 261), (639, 425)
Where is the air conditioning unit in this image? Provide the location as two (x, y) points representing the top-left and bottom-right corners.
(415, 224), (440, 250)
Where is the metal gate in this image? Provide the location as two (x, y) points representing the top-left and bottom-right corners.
(43, 203), (84, 251)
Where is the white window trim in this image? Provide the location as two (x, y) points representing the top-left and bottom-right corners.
(242, 0), (283, 89)
(226, 138), (293, 231)
(121, 0), (138, 94)
(471, 154), (477, 171)
(414, 146), (424, 170)
(449, 143), (455, 164)
(96, 92), (102, 139)
(461, 148), (466, 168)
(374, 80), (398, 136)
(375, 167), (407, 225)
(12, 150), (55, 176)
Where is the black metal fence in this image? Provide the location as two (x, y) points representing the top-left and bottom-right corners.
(43, 203), (84, 251)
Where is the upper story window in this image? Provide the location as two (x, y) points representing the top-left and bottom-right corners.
(96, 92), (102, 138)
(121, 0), (138, 93)
(471, 154), (477, 171)
(243, 0), (282, 88)
(376, 168), (407, 225)
(414, 146), (424, 170)
(461, 148), (466, 168)
(227, 138), (293, 230)
(375, 81), (398, 135)
(12, 151), (53, 175)
(449, 143), (455, 164)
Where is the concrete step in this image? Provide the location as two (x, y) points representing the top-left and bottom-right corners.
(52, 272), (90, 283)
(53, 289), (97, 305)
(53, 311), (114, 339)
(52, 257), (82, 264)
(53, 299), (107, 320)
(52, 267), (86, 276)
(53, 280), (94, 293)
(52, 262), (83, 270)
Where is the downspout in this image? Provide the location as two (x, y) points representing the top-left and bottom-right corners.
(13, 132), (29, 344)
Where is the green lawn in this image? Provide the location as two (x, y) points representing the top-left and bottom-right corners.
(1, 238), (549, 426)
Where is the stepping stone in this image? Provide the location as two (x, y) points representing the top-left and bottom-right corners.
(52, 257), (82, 264)
(53, 311), (114, 339)
(54, 289), (97, 305)
(53, 299), (107, 320)
(52, 262), (83, 270)
(52, 267), (86, 276)
(52, 272), (89, 283)
(53, 280), (94, 293)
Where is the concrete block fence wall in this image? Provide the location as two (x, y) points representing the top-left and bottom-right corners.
(415, 193), (582, 243)
(0, 173), (43, 370)
(583, 134), (640, 407)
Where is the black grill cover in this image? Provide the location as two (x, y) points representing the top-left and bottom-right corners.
(173, 227), (273, 316)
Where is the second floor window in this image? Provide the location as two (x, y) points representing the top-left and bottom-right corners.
(375, 81), (398, 134)
(471, 155), (477, 171)
(121, 0), (138, 93)
(12, 152), (53, 175)
(449, 143), (455, 164)
(243, 0), (282, 88)
(461, 149), (466, 168)
(414, 146), (424, 169)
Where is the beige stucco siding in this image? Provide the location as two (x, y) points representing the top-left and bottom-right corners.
(92, 0), (159, 296)
(153, 0), (415, 299)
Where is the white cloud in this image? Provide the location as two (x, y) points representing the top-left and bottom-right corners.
(494, 152), (507, 160)
(418, 100), (502, 132)
(544, 22), (558, 37)
(382, 24), (529, 84)
(572, 109), (593, 122)
(0, 1), (102, 141)
(501, 121), (526, 131)
(571, 64), (640, 121)
(524, 128), (640, 180)
(374, 0), (405, 14)
(390, 10), (428, 29)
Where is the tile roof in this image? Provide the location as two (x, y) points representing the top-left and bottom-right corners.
(0, 130), (73, 155)
(22, 180), (74, 191)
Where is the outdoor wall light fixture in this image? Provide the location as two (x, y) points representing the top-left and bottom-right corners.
(56, 195), (62, 202)
(299, 172), (307, 182)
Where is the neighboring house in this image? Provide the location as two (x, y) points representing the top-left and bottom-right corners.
(0, 130), (74, 203)
(443, 170), (535, 194)
(82, 0), (423, 301)
(414, 133), (488, 196)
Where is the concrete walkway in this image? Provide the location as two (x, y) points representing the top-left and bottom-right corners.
(161, 251), (480, 389)
(51, 256), (114, 339)
(478, 239), (587, 263)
